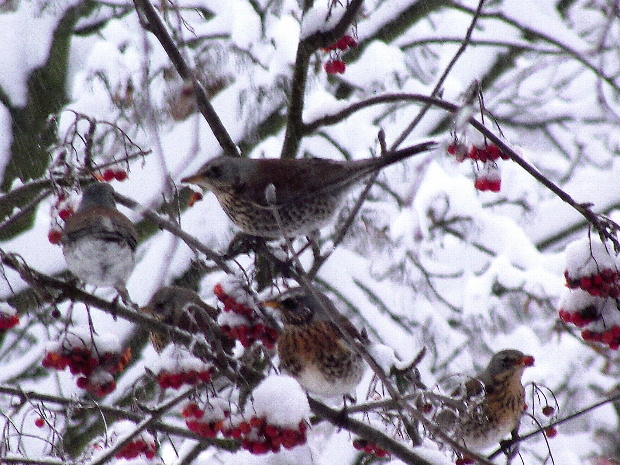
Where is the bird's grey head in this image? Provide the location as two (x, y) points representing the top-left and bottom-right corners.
(79, 183), (116, 211)
(264, 287), (336, 326)
(184, 156), (248, 191)
(485, 349), (532, 378)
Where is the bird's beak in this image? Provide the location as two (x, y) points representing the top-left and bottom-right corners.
(180, 173), (204, 185)
(261, 300), (283, 311)
(520, 355), (535, 367)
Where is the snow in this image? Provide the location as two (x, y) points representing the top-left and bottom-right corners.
(249, 375), (310, 428)
(1, 0), (619, 463)
(565, 236), (619, 277)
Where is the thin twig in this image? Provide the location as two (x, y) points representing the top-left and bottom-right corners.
(390, 0), (486, 151)
(132, 0), (238, 157)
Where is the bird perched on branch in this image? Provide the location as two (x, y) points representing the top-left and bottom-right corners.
(181, 141), (436, 239)
(262, 286), (368, 398)
(445, 349), (534, 453)
(61, 183), (137, 297)
(140, 286), (227, 353)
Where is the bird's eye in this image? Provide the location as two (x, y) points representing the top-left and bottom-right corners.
(280, 298), (298, 310)
(206, 165), (222, 179)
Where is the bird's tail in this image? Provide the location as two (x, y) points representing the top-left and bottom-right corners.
(376, 141), (437, 168)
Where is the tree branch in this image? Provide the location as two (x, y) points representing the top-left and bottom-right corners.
(132, 0), (238, 157)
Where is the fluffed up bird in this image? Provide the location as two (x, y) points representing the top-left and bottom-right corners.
(61, 183), (137, 296)
(140, 286), (224, 353)
(262, 286), (368, 398)
(449, 349), (534, 452)
(181, 141), (436, 239)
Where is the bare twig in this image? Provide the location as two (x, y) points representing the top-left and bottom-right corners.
(132, 0), (238, 157)
(281, 0), (364, 159)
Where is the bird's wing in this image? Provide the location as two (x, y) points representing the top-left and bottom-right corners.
(235, 158), (370, 207)
(63, 208), (138, 249)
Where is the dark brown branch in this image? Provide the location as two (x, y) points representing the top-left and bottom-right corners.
(308, 397), (434, 465)
(280, 0), (364, 159)
(132, 0), (238, 157)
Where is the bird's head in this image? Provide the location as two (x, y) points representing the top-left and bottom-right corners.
(181, 156), (248, 192)
(79, 182), (117, 211)
(262, 287), (335, 326)
(484, 349), (534, 382)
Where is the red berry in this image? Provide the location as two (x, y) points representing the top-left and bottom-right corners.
(486, 144), (502, 160)
(542, 406), (555, 416)
(487, 178), (501, 192)
(102, 169), (115, 181)
(469, 146), (480, 160)
(474, 177), (489, 191)
(189, 191), (203, 207)
(522, 355), (535, 367)
(580, 276), (592, 290)
(58, 208), (74, 221)
(544, 426), (557, 438)
(250, 416), (265, 428)
(35, 417), (45, 428)
(239, 421), (252, 435)
(114, 170), (128, 181)
(375, 448), (389, 458)
(48, 229), (63, 244)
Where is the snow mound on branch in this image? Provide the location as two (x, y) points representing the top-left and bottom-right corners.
(249, 375), (310, 428)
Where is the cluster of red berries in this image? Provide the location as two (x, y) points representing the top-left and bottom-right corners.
(447, 142), (511, 192)
(157, 367), (213, 389)
(182, 401), (228, 438)
(324, 60), (346, 74)
(214, 283), (279, 349)
(560, 239), (620, 349)
(324, 35), (358, 52)
(581, 326), (620, 349)
(544, 426), (558, 438)
(0, 307), (19, 330)
(99, 168), (128, 182)
(448, 143), (510, 162)
(42, 337), (131, 396)
(558, 305), (600, 328)
(323, 34), (357, 75)
(352, 438), (390, 458)
(48, 192), (77, 244)
(183, 403), (308, 454)
(565, 268), (620, 298)
(223, 415), (308, 455)
(115, 438), (157, 460)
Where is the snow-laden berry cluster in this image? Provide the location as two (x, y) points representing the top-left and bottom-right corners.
(42, 329), (131, 396)
(214, 281), (279, 349)
(154, 345), (214, 389)
(559, 237), (620, 349)
(183, 375), (310, 455)
(109, 420), (158, 460)
(447, 142), (511, 192)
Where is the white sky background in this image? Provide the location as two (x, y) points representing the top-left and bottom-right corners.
(1, 0), (620, 464)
